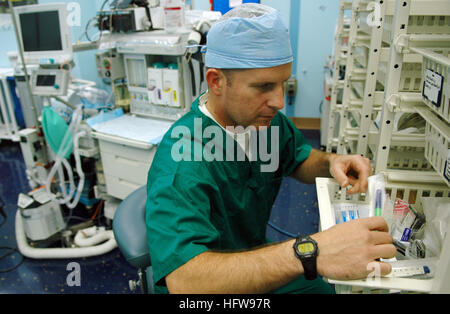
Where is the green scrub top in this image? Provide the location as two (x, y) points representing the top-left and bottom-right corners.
(146, 95), (328, 294)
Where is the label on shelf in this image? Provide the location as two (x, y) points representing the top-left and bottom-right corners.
(423, 69), (443, 107)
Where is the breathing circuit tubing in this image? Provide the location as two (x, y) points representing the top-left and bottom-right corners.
(45, 105), (86, 210)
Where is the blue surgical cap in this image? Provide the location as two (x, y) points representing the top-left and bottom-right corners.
(205, 4), (293, 69)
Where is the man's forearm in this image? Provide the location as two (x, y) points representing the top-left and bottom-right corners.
(290, 149), (336, 184)
(166, 239), (303, 294)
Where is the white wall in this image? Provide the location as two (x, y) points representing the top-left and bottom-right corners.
(293, 0), (339, 118)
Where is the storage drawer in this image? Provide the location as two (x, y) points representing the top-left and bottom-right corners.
(105, 174), (144, 200)
(416, 106), (450, 187)
(97, 138), (156, 200)
(382, 14), (450, 46)
(100, 151), (153, 185)
(99, 139), (155, 163)
(410, 48), (450, 124)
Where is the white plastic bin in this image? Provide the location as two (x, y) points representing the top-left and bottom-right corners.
(316, 175), (450, 293)
(383, 14), (450, 45)
(413, 48), (450, 124)
(416, 106), (450, 187)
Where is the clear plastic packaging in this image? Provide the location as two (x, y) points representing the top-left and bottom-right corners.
(163, 0), (186, 33)
(98, 32), (187, 55)
(76, 86), (112, 110)
(333, 203), (363, 224)
(421, 197), (450, 258)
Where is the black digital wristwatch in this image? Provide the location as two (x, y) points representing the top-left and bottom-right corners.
(293, 234), (319, 280)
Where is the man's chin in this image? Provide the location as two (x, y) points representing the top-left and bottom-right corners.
(253, 118), (274, 130)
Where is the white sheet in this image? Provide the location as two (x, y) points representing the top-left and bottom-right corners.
(88, 113), (173, 144)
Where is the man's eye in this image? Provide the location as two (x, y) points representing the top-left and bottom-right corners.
(258, 84), (275, 92)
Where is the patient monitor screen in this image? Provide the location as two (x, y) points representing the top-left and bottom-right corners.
(19, 11), (63, 52)
(36, 75), (56, 87)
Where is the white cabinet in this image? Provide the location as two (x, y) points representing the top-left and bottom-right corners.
(94, 132), (156, 200)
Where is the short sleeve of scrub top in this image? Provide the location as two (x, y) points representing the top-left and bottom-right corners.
(146, 166), (221, 293)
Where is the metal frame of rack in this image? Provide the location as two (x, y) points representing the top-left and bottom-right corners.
(336, 0), (362, 155)
(326, 0), (352, 153)
(374, 0), (450, 176)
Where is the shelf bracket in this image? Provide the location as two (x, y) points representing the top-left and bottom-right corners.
(393, 34), (410, 54)
(386, 93), (400, 112)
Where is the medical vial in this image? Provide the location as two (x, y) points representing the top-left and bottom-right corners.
(163, 0), (185, 33)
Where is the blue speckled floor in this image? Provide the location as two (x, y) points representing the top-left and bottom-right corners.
(0, 129), (321, 294)
(266, 130), (322, 242)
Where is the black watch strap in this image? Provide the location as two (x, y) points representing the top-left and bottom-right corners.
(301, 256), (317, 280)
(293, 235), (318, 280)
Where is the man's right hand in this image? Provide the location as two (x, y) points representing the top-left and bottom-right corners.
(311, 217), (397, 280)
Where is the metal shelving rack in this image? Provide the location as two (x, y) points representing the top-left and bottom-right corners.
(354, 0), (387, 156)
(410, 46), (450, 187)
(373, 0), (450, 179)
(325, 0), (352, 153)
(320, 0), (450, 293)
(334, 0), (360, 155)
(326, 0), (450, 175)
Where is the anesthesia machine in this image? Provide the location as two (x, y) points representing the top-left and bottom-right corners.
(7, 0), (219, 260)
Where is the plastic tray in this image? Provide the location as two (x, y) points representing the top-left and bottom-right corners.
(316, 175), (450, 292)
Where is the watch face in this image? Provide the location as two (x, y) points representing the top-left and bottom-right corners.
(297, 242), (315, 254)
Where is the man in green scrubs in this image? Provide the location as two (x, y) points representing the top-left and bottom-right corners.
(146, 4), (396, 294)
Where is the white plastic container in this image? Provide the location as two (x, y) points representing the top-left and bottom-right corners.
(163, 63), (181, 108)
(163, 0), (185, 33)
(148, 63), (165, 105)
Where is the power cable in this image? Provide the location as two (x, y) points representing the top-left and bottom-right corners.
(0, 247), (24, 273)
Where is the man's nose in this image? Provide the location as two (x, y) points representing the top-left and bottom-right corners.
(267, 85), (285, 111)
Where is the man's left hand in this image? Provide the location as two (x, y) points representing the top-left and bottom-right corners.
(329, 154), (372, 194)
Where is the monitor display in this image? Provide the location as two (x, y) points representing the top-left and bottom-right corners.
(36, 75), (56, 87)
(19, 10), (62, 52)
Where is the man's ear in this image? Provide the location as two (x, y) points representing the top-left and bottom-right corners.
(206, 68), (226, 96)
